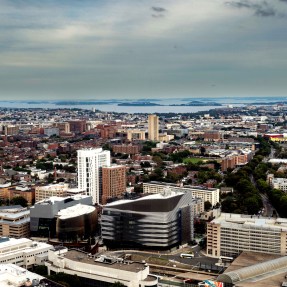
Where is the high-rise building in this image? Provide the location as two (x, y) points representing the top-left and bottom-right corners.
(102, 165), (126, 204)
(77, 148), (110, 203)
(148, 114), (159, 141)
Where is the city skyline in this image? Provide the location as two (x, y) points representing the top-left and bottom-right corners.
(0, 0), (287, 100)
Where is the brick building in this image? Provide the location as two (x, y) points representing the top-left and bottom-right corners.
(102, 165), (126, 204)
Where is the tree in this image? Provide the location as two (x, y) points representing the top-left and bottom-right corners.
(244, 196), (260, 215)
(11, 196), (28, 207)
(48, 273), (83, 287)
(204, 201), (212, 211)
(33, 265), (48, 276)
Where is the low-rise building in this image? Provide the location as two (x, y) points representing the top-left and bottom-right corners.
(0, 237), (53, 268)
(143, 181), (219, 206)
(0, 184), (35, 206)
(127, 129), (146, 141)
(0, 264), (45, 287)
(268, 174), (287, 192)
(112, 144), (140, 154)
(35, 183), (70, 202)
(207, 213), (287, 257)
(0, 206), (30, 238)
(45, 249), (158, 287)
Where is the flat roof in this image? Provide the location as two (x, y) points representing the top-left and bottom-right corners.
(0, 264), (44, 287)
(212, 213), (287, 231)
(35, 194), (90, 204)
(57, 204), (95, 219)
(176, 272), (217, 281)
(106, 192), (184, 207)
(0, 210), (30, 219)
(0, 238), (52, 255)
(64, 250), (148, 273)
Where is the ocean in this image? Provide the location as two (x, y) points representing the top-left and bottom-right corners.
(0, 97), (285, 114)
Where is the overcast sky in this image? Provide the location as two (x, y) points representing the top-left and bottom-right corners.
(0, 0), (287, 100)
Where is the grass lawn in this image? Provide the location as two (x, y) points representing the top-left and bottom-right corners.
(183, 157), (208, 164)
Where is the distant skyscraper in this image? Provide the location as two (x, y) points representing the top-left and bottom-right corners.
(77, 148), (110, 203)
(148, 114), (159, 141)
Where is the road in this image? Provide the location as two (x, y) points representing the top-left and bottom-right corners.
(260, 193), (275, 217)
(263, 147), (275, 163)
(250, 173), (278, 217)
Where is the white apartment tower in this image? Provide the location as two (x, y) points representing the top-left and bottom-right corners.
(148, 114), (159, 141)
(77, 148), (110, 203)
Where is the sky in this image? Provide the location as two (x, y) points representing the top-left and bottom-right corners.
(0, 0), (287, 100)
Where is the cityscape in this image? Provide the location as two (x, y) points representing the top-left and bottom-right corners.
(0, 103), (287, 287)
(1, 0), (287, 286)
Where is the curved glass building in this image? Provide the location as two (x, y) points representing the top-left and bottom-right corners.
(101, 191), (195, 249)
(56, 204), (97, 241)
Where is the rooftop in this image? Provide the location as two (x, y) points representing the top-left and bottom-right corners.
(64, 250), (148, 273)
(34, 194), (90, 205)
(57, 204), (95, 219)
(105, 192), (189, 212)
(212, 213), (287, 231)
(0, 264), (44, 287)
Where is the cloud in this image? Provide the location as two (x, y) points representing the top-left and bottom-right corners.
(151, 6), (167, 13)
(151, 6), (167, 18)
(0, 0), (286, 100)
(226, 0), (278, 17)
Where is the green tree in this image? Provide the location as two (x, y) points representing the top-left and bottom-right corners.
(204, 201), (212, 211)
(244, 196), (260, 214)
(10, 196), (28, 207)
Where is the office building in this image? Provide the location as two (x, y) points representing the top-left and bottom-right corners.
(102, 165), (126, 204)
(43, 127), (59, 137)
(35, 183), (70, 202)
(1, 184), (35, 206)
(77, 148), (111, 203)
(2, 125), (19, 136)
(127, 129), (146, 141)
(112, 144), (140, 154)
(68, 120), (86, 134)
(0, 237), (53, 268)
(148, 114), (159, 141)
(143, 182), (219, 206)
(0, 206), (30, 238)
(30, 195), (93, 238)
(45, 249), (158, 287)
(55, 122), (70, 134)
(207, 213), (287, 257)
(102, 191), (195, 249)
(267, 174), (287, 192)
(203, 130), (221, 142)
